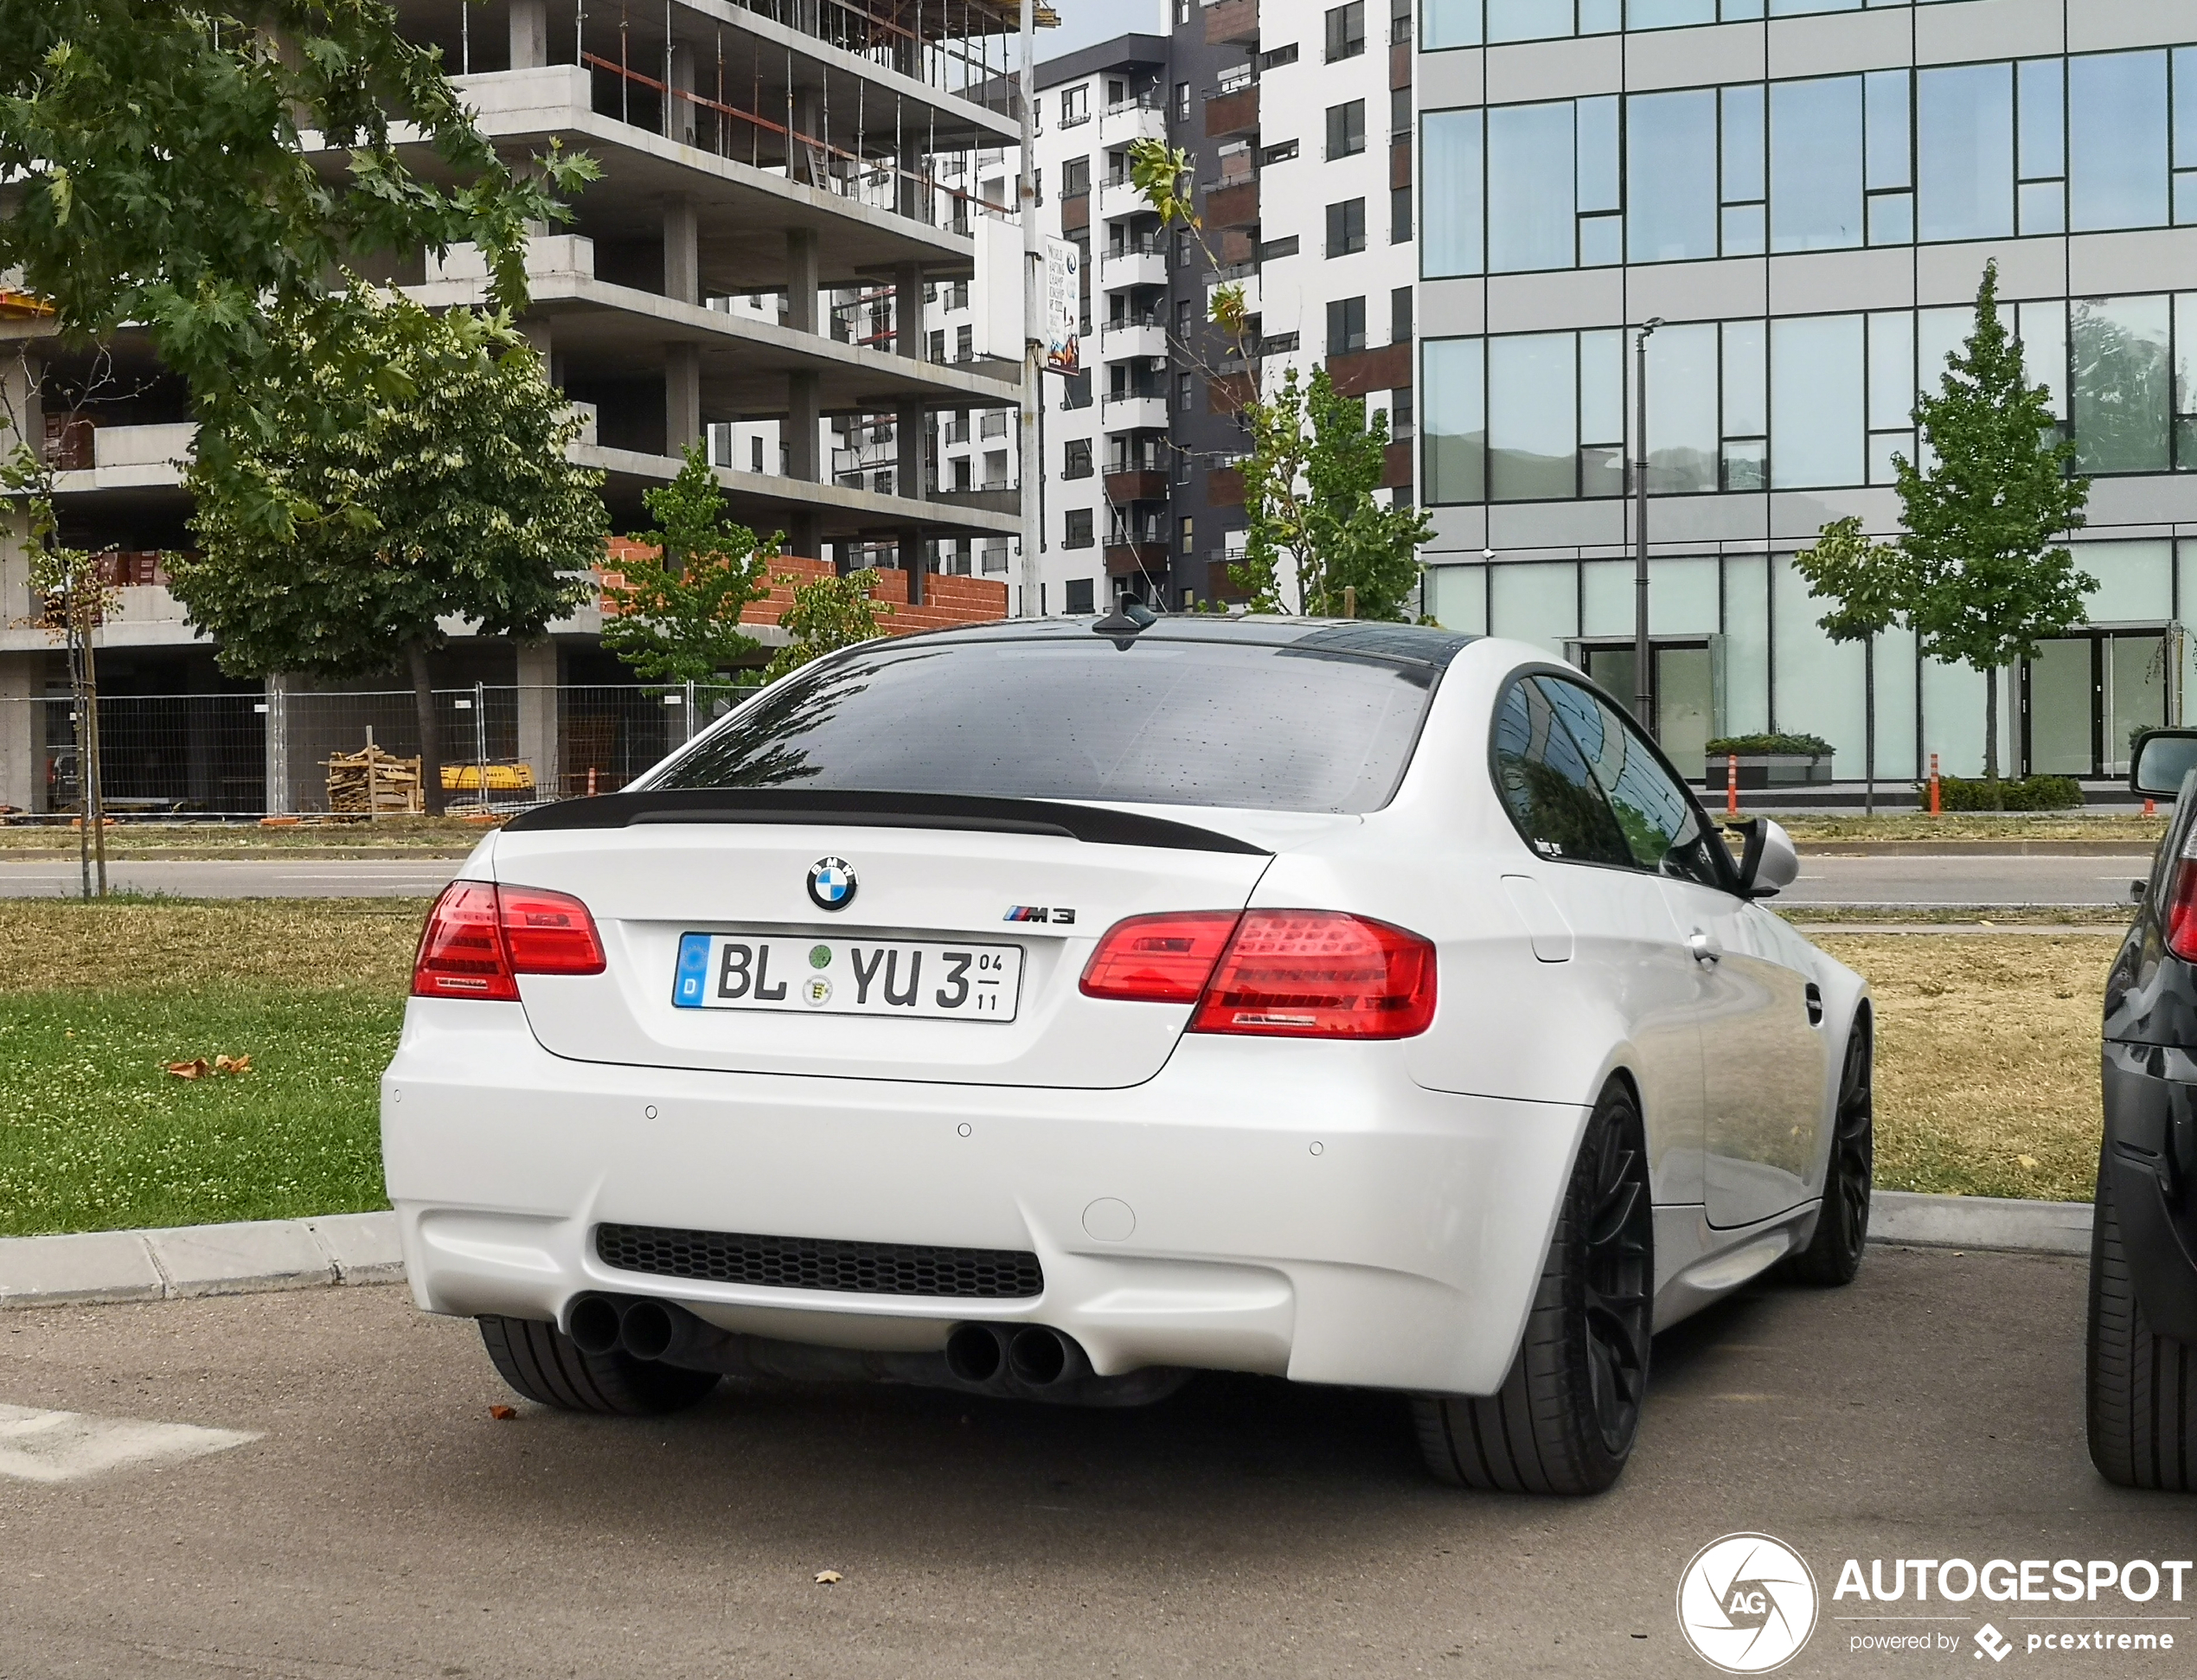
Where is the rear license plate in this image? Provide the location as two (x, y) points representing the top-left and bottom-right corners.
(672, 933), (1023, 1022)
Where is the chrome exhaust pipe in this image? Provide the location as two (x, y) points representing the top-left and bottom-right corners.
(567, 1293), (623, 1356)
(945, 1323), (1006, 1383)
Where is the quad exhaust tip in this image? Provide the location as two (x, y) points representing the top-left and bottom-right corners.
(945, 1322), (1084, 1390)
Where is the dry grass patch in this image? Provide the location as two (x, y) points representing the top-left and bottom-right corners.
(1778, 812), (2165, 845)
(0, 816), (489, 856)
(0, 898), (426, 996)
(1816, 933), (2116, 1202)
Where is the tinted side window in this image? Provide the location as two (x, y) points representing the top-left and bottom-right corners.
(1491, 677), (1632, 868)
(1536, 676), (1732, 891)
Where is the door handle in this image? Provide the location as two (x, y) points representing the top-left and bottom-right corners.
(1688, 931), (1720, 965)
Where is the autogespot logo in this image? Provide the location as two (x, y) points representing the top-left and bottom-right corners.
(1677, 1533), (1820, 1673)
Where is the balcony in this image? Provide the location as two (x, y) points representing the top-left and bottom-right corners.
(1105, 540), (1169, 578)
(1098, 321), (1168, 361)
(1099, 247), (1169, 289)
(1059, 190), (1090, 234)
(1204, 83), (1259, 139)
(1097, 175), (1153, 222)
(1098, 97), (1168, 150)
(1205, 0), (1259, 48)
(1327, 340), (1412, 399)
(1104, 468), (1169, 503)
(1205, 179), (1259, 230)
(1099, 393), (1170, 433)
(1207, 463), (1246, 507)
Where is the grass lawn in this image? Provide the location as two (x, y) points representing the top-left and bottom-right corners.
(0, 900), (424, 1237)
(0, 815), (489, 857)
(0, 903), (2121, 1238)
(1777, 811), (2166, 845)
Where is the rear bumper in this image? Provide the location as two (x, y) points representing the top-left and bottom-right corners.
(381, 999), (1590, 1395)
(2103, 1042), (2197, 1343)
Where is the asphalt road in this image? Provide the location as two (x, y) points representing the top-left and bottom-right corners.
(0, 851), (2162, 907)
(0, 1247), (2188, 1679)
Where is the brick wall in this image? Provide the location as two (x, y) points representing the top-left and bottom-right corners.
(597, 542), (1009, 636)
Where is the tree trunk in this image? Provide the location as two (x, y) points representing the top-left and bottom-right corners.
(1982, 664), (2003, 810)
(1863, 633), (1876, 819)
(407, 641), (446, 818)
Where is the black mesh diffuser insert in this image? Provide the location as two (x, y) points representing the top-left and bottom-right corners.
(594, 1223), (1045, 1298)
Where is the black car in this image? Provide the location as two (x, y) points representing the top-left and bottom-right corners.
(2094, 728), (2197, 1488)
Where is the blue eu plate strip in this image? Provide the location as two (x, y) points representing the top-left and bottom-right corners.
(673, 933), (711, 1008)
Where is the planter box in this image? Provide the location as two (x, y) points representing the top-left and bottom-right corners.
(1702, 752), (1832, 791)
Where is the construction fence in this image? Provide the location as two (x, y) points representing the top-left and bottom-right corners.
(0, 683), (751, 820)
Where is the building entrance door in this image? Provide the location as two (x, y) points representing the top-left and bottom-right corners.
(2021, 632), (2168, 778)
(1582, 643), (1716, 766)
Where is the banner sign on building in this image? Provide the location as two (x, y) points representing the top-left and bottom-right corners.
(1043, 236), (1080, 375)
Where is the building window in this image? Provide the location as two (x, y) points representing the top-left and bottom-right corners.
(750, 436), (765, 472)
(1064, 509), (1094, 548)
(1175, 80), (1190, 120)
(1327, 100), (1366, 160)
(1259, 330), (1301, 355)
(1393, 286), (1413, 345)
(1329, 295), (1368, 356)
(927, 329), (945, 362)
(1260, 43), (1299, 71)
(1392, 85), (1412, 141)
(1064, 438), (1092, 478)
(981, 409), (1009, 439)
(1060, 156), (1090, 197)
(1178, 370), (1195, 411)
(1065, 577), (1095, 613)
(1325, 2), (1365, 63)
(1326, 198), (1367, 256)
(1260, 138), (1300, 167)
(1393, 184), (1412, 243)
(1060, 85), (1088, 126)
(954, 324), (972, 362)
(1180, 516), (1195, 550)
(1259, 234), (1300, 262)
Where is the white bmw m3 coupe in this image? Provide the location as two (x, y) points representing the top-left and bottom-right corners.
(382, 615), (1873, 1495)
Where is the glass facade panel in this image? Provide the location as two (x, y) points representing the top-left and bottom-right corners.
(1722, 320), (1767, 439)
(1580, 329), (1628, 497)
(1629, 89), (1720, 261)
(1578, 96), (1622, 214)
(1918, 63), (2013, 242)
(1722, 86), (1766, 205)
(1423, 338), (1486, 504)
(1488, 102), (1575, 271)
(1771, 77), (1863, 252)
(2069, 51), (2168, 233)
(1489, 333), (1579, 500)
(2073, 294), (2172, 475)
(1771, 314), (1865, 488)
(1422, 0), (1483, 49)
(2016, 57), (2064, 182)
(1488, 0), (1573, 42)
(1867, 311), (1914, 431)
(2017, 299), (2068, 420)
(1421, 109), (1483, 278)
(1646, 323), (1719, 492)
(1628, 0), (1716, 26)
(2177, 49), (2197, 169)
(1864, 69), (1911, 190)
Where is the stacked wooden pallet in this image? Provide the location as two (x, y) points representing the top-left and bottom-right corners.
(324, 744), (423, 816)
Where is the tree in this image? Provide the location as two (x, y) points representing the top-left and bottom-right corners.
(599, 445), (777, 685)
(1793, 516), (1903, 816)
(762, 570), (894, 683)
(170, 285), (605, 813)
(1895, 260), (2093, 805)
(1131, 137), (1428, 618)
(0, 3), (589, 400)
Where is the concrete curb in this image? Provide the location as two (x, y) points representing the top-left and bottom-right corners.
(0, 1211), (402, 1309)
(1870, 1190), (2092, 1256)
(0, 1192), (2093, 1311)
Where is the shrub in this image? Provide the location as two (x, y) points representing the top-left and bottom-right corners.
(1704, 733), (1835, 758)
(1925, 773), (2085, 811)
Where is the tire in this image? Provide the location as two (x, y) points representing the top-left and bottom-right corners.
(1412, 1080), (1655, 1497)
(1787, 1008), (1874, 1286)
(477, 1315), (721, 1416)
(2086, 1146), (2197, 1490)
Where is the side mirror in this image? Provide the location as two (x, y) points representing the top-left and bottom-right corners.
(2131, 729), (2197, 798)
(1734, 817), (1800, 899)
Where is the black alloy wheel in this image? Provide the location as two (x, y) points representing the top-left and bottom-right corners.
(1787, 1010), (1874, 1286)
(1414, 1080), (1655, 1496)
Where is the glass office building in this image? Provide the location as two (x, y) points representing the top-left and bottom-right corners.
(1414, 0), (2197, 785)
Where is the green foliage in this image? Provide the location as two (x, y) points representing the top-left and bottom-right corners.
(1928, 773), (2084, 811)
(173, 284), (603, 678)
(1793, 516), (1903, 644)
(1233, 367), (1429, 619)
(1126, 135), (1246, 345)
(0, 1), (594, 397)
(1895, 261), (2094, 792)
(1705, 734), (1835, 758)
(762, 569), (893, 683)
(599, 445), (776, 683)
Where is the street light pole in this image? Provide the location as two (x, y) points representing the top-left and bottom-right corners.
(1632, 317), (1662, 735)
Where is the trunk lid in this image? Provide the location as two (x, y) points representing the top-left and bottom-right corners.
(491, 799), (1289, 1088)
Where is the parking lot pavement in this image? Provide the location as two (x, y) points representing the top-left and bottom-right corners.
(1784, 852), (2154, 907)
(0, 1246), (2187, 1679)
(0, 858), (460, 898)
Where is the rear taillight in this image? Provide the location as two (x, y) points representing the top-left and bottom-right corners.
(1079, 912), (1242, 1003)
(1080, 908), (1437, 1039)
(412, 881), (605, 1001)
(2166, 850), (2197, 961)
(1192, 911), (1437, 1040)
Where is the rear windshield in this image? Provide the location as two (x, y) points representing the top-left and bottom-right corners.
(650, 636), (1439, 812)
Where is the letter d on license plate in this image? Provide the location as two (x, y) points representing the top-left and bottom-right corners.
(673, 932), (1022, 1023)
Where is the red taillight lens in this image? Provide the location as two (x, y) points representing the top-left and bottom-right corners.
(1190, 911), (1437, 1040)
(411, 882), (605, 1001)
(2166, 857), (2197, 960)
(1079, 912), (1243, 1003)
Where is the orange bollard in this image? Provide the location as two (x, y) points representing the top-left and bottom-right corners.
(1726, 753), (1739, 816)
(587, 765), (598, 798)
(2146, 796), (2157, 817)
(1929, 753), (1941, 817)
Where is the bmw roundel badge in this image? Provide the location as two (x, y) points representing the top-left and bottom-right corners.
(807, 856), (857, 912)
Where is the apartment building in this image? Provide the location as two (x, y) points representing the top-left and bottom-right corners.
(0, 0), (1026, 811)
(1415, 0), (2197, 785)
